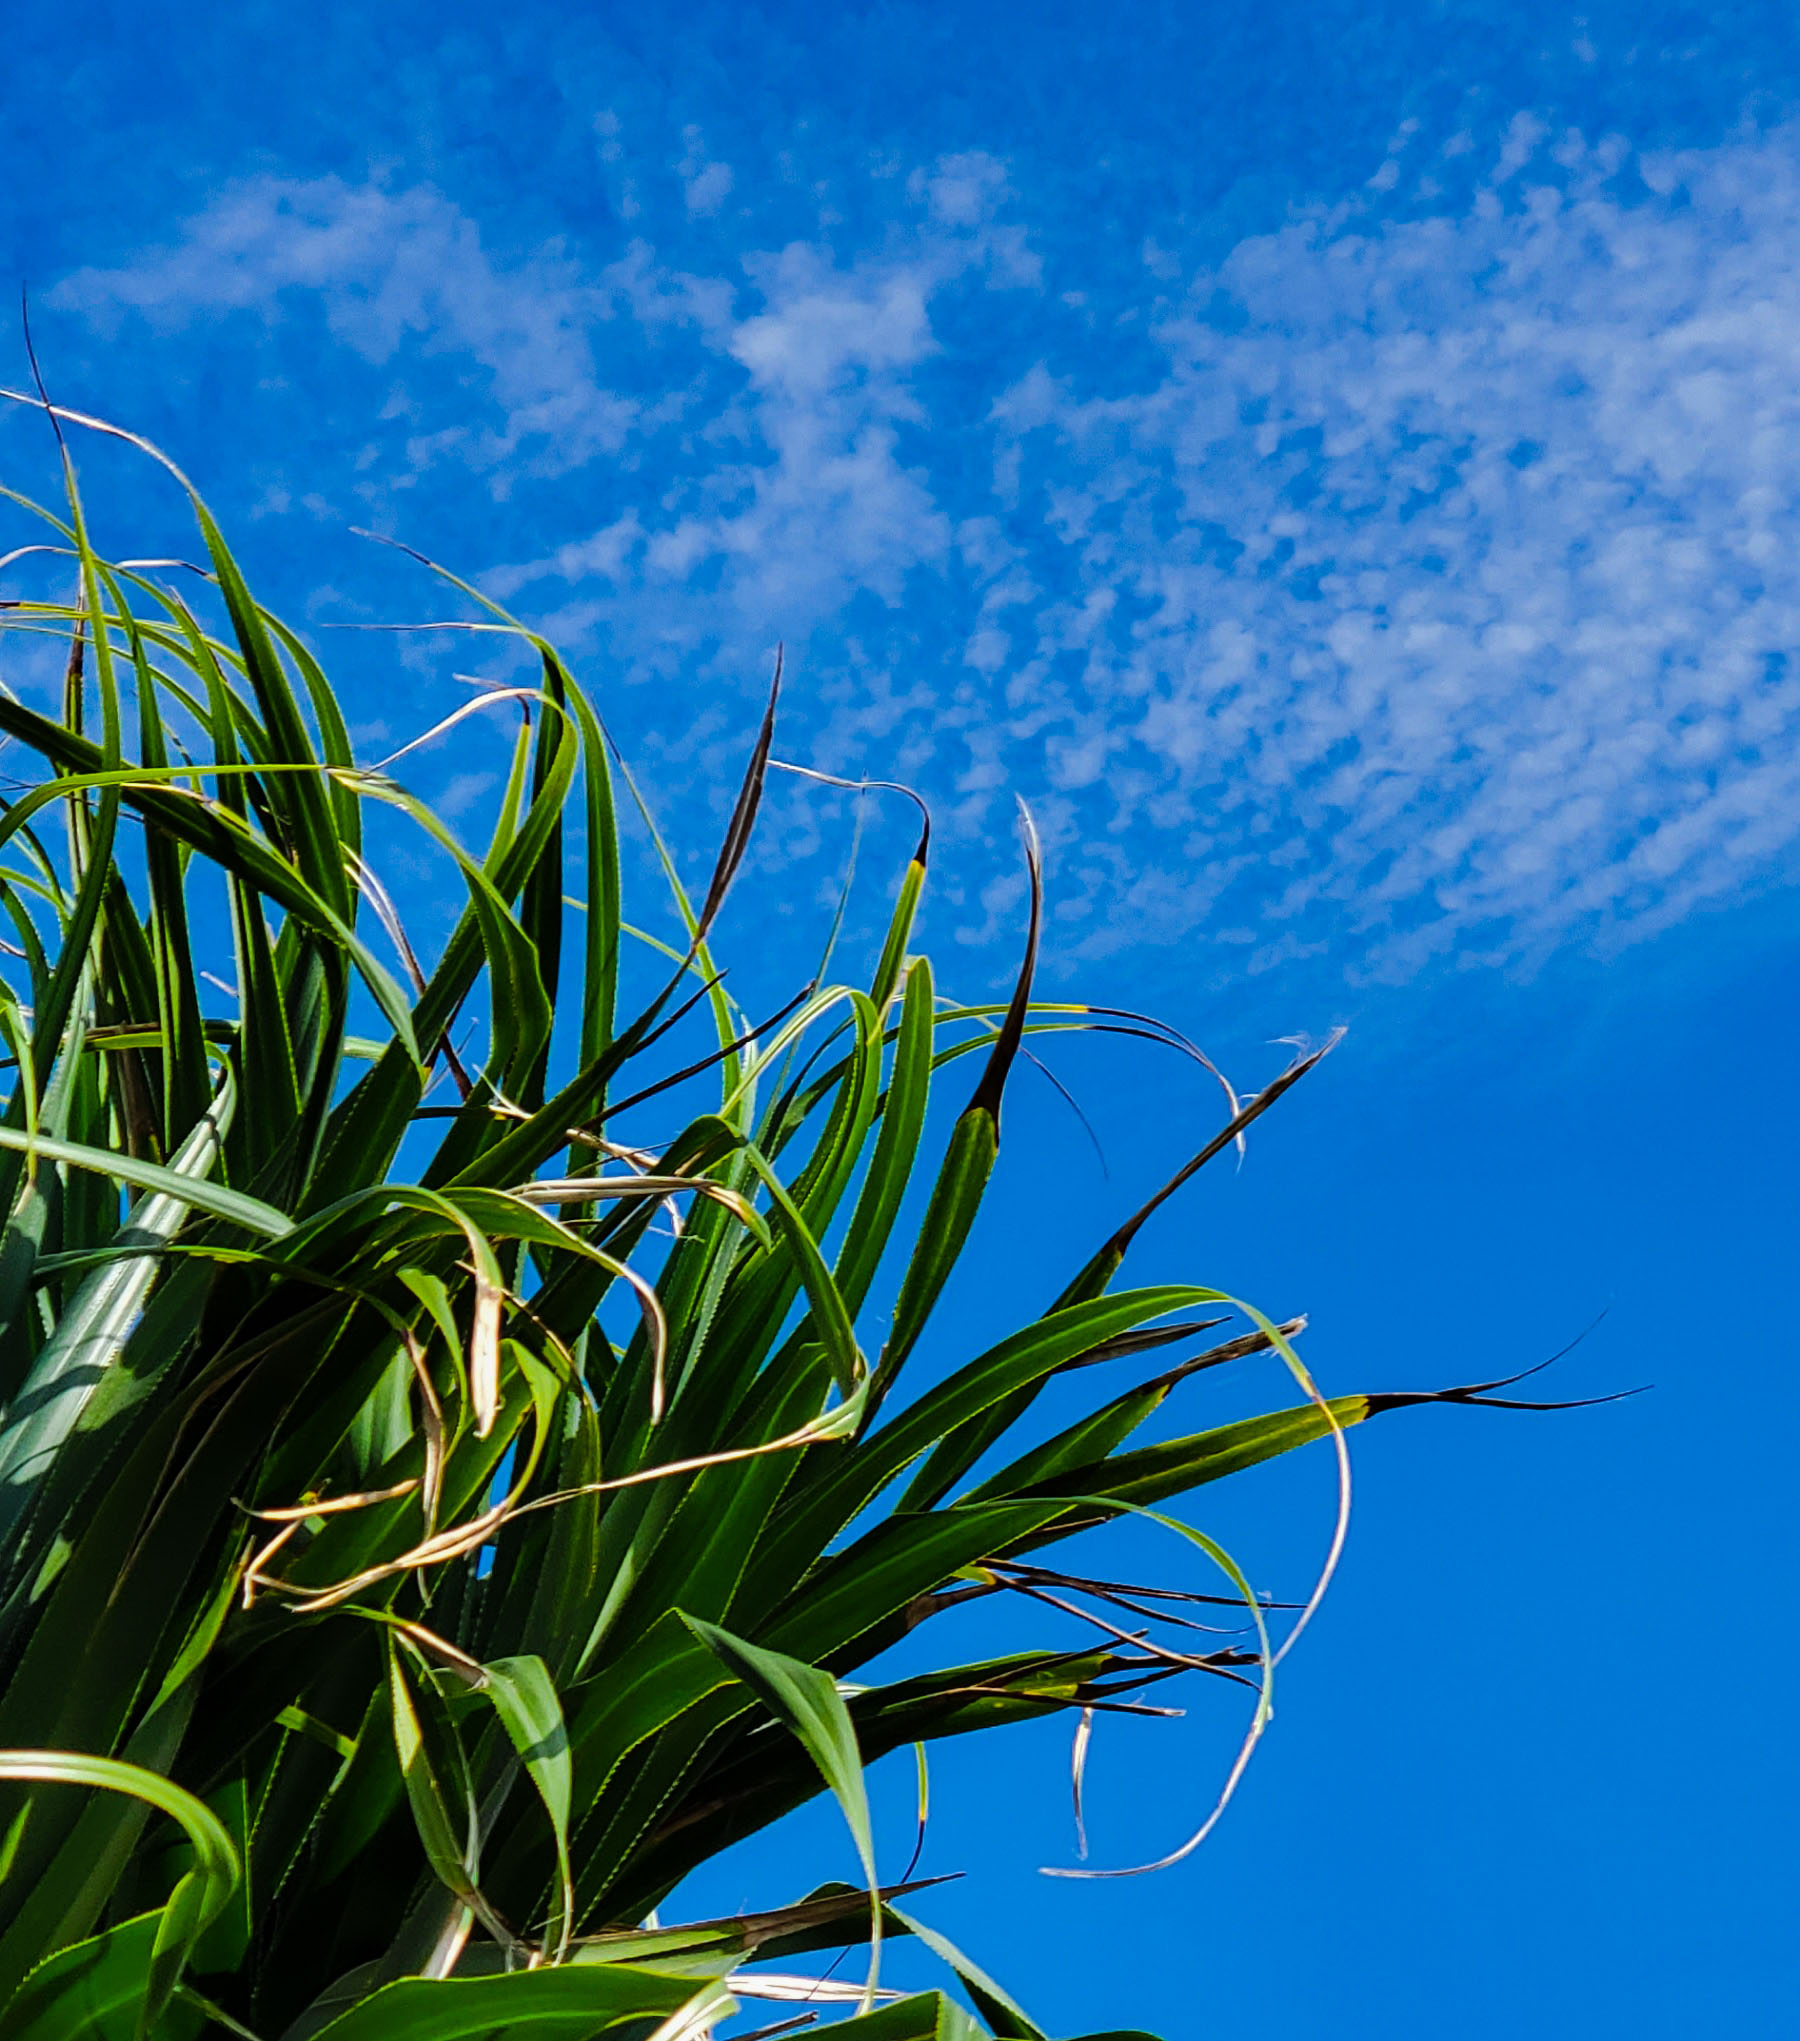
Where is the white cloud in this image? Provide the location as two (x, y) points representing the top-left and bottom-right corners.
(57, 158), (1033, 634)
(497, 163), (1032, 625)
(43, 124), (1800, 987)
(987, 118), (1800, 978)
(51, 176), (646, 483)
(677, 127), (733, 217)
(432, 770), (498, 823)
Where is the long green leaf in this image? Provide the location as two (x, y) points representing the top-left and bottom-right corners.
(304, 1962), (716, 2041)
(477, 1655), (574, 1958)
(683, 1616), (883, 2012)
(0, 1126), (292, 1237)
(0, 1749), (238, 2038)
(0, 1074), (236, 1553)
(0, 1912), (171, 2041)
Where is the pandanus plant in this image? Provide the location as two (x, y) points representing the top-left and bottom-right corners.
(0, 400), (1577, 2041)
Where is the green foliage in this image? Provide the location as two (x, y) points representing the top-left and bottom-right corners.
(0, 409), (1512, 2039)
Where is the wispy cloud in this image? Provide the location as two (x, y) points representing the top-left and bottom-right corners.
(676, 127), (734, 219)
(988, 115), (1800, 978)
(52, 176), (657, 484)
(42, 118), (1800, 988)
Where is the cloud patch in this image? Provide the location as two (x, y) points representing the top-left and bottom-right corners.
(42, 119), (1800, 988)
(991, 116), (1800, 977)
(52, 176), (655, 483)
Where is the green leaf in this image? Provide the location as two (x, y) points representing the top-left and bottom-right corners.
(385, 1639), (480, 1921)
(1009, 1397), (1371, 1516)
(0, 1912), (183, 2041)
(871, 1104), (997, 1411)
(303, 1962), (717, 2041)
(477, 1656), (574, 1958)
(870, 832), (928, 1014)
(0, 1750), (238, 2039)
(828, 1991), (986, 2041)
(739, 1144), (864, 1395)
(746, 1288), (1226, 1615)
(0, 1077), (237, 1554)
(833, 956), (935, 1321)
(0, 695), (420, 1065)
(863, 810), (1041, 1421)
(682, 1616), (883, 2010)
(0, 1125), (292, 1238)
(891, 1907), (1046, 2039)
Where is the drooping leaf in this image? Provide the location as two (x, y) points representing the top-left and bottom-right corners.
(0, 1749), (238, 2038)
(682, 1616), (883, 2008)
(302, 1961), (717, 2041)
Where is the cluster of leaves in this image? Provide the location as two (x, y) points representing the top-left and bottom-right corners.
(0, 404), (1546, 2041)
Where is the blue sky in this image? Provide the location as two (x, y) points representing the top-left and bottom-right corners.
(3, 4), (1797, 2034)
